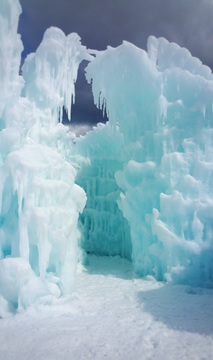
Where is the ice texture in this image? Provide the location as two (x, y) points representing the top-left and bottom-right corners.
(75, 123), (131, 259)
(1, 0), (213, 316)
(0, 0), (23, 123)
(86, 38), (213, 287)
(0, 257), (49, 311)
(22, 27), (91, 123)
(0, 0), (87, 314)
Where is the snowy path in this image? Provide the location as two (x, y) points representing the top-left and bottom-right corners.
(0, 255), (213, 360)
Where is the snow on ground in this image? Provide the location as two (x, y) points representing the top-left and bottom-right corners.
(0, 255), (213, 360)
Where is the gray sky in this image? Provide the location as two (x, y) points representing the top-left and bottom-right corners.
(18, 0), (213, 124)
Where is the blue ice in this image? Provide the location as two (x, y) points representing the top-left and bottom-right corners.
(0, 0), (213, 315)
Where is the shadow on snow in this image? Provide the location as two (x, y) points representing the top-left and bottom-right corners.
(137, 284), (213, 336)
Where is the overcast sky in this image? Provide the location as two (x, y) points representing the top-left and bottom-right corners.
(18, 0), (213, 124)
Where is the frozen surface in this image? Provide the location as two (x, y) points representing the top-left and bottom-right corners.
(0, 256), (213, 360)
(0, 0), (87, 313)
(86, 38), (213, 287)
(75, 123), (131, 259)
(0, 0), (23, 122)
(22, 27), (91, 123)
(1, 0), (213, 317)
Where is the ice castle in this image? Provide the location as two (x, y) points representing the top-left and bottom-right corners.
(0, 0), (213, 314)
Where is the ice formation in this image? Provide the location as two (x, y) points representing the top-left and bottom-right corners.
(86, 38), (213, 287)
(75, 123), (131, 259)
(1, 0), (213, 316)
(0, 0), (88, 313)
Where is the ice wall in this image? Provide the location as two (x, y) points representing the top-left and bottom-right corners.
(0, 0), (23, 125)
(86, 38), (213, 287)
(0, 0), (88, 314)
(75, 123), (131, 260)
(1, 0), (213, 317)
(22, 28), (91, 124)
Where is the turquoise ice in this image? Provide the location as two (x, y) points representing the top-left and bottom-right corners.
(0, 0), (213, 315)
(85, 37), (213, 287)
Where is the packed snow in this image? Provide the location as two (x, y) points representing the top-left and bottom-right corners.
(1, 256), (213, 360)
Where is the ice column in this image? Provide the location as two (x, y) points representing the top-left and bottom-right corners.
(0, 0), (23, 124)
(0, 0), (88, 313)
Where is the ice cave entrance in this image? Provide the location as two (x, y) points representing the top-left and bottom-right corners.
(66, 62), (132, 262)
(67, 77), (131, 260)
(76, 153), (132, 261)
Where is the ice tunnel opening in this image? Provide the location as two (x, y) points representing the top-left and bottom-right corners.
(61, 61), (133, 264)
(76, 156), (132, 262)
(62, 61), (108, 128)
(2, 0), (213, 317)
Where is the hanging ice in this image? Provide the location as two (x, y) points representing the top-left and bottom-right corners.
(1, 0), (213, 317)
(0, 0), (23, 125)
(86, 37), (213, 287)
(22, 27), (91, 123)
(0, 0), (88, 314)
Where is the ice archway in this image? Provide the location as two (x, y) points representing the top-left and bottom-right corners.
(0, 0), (213, 315)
